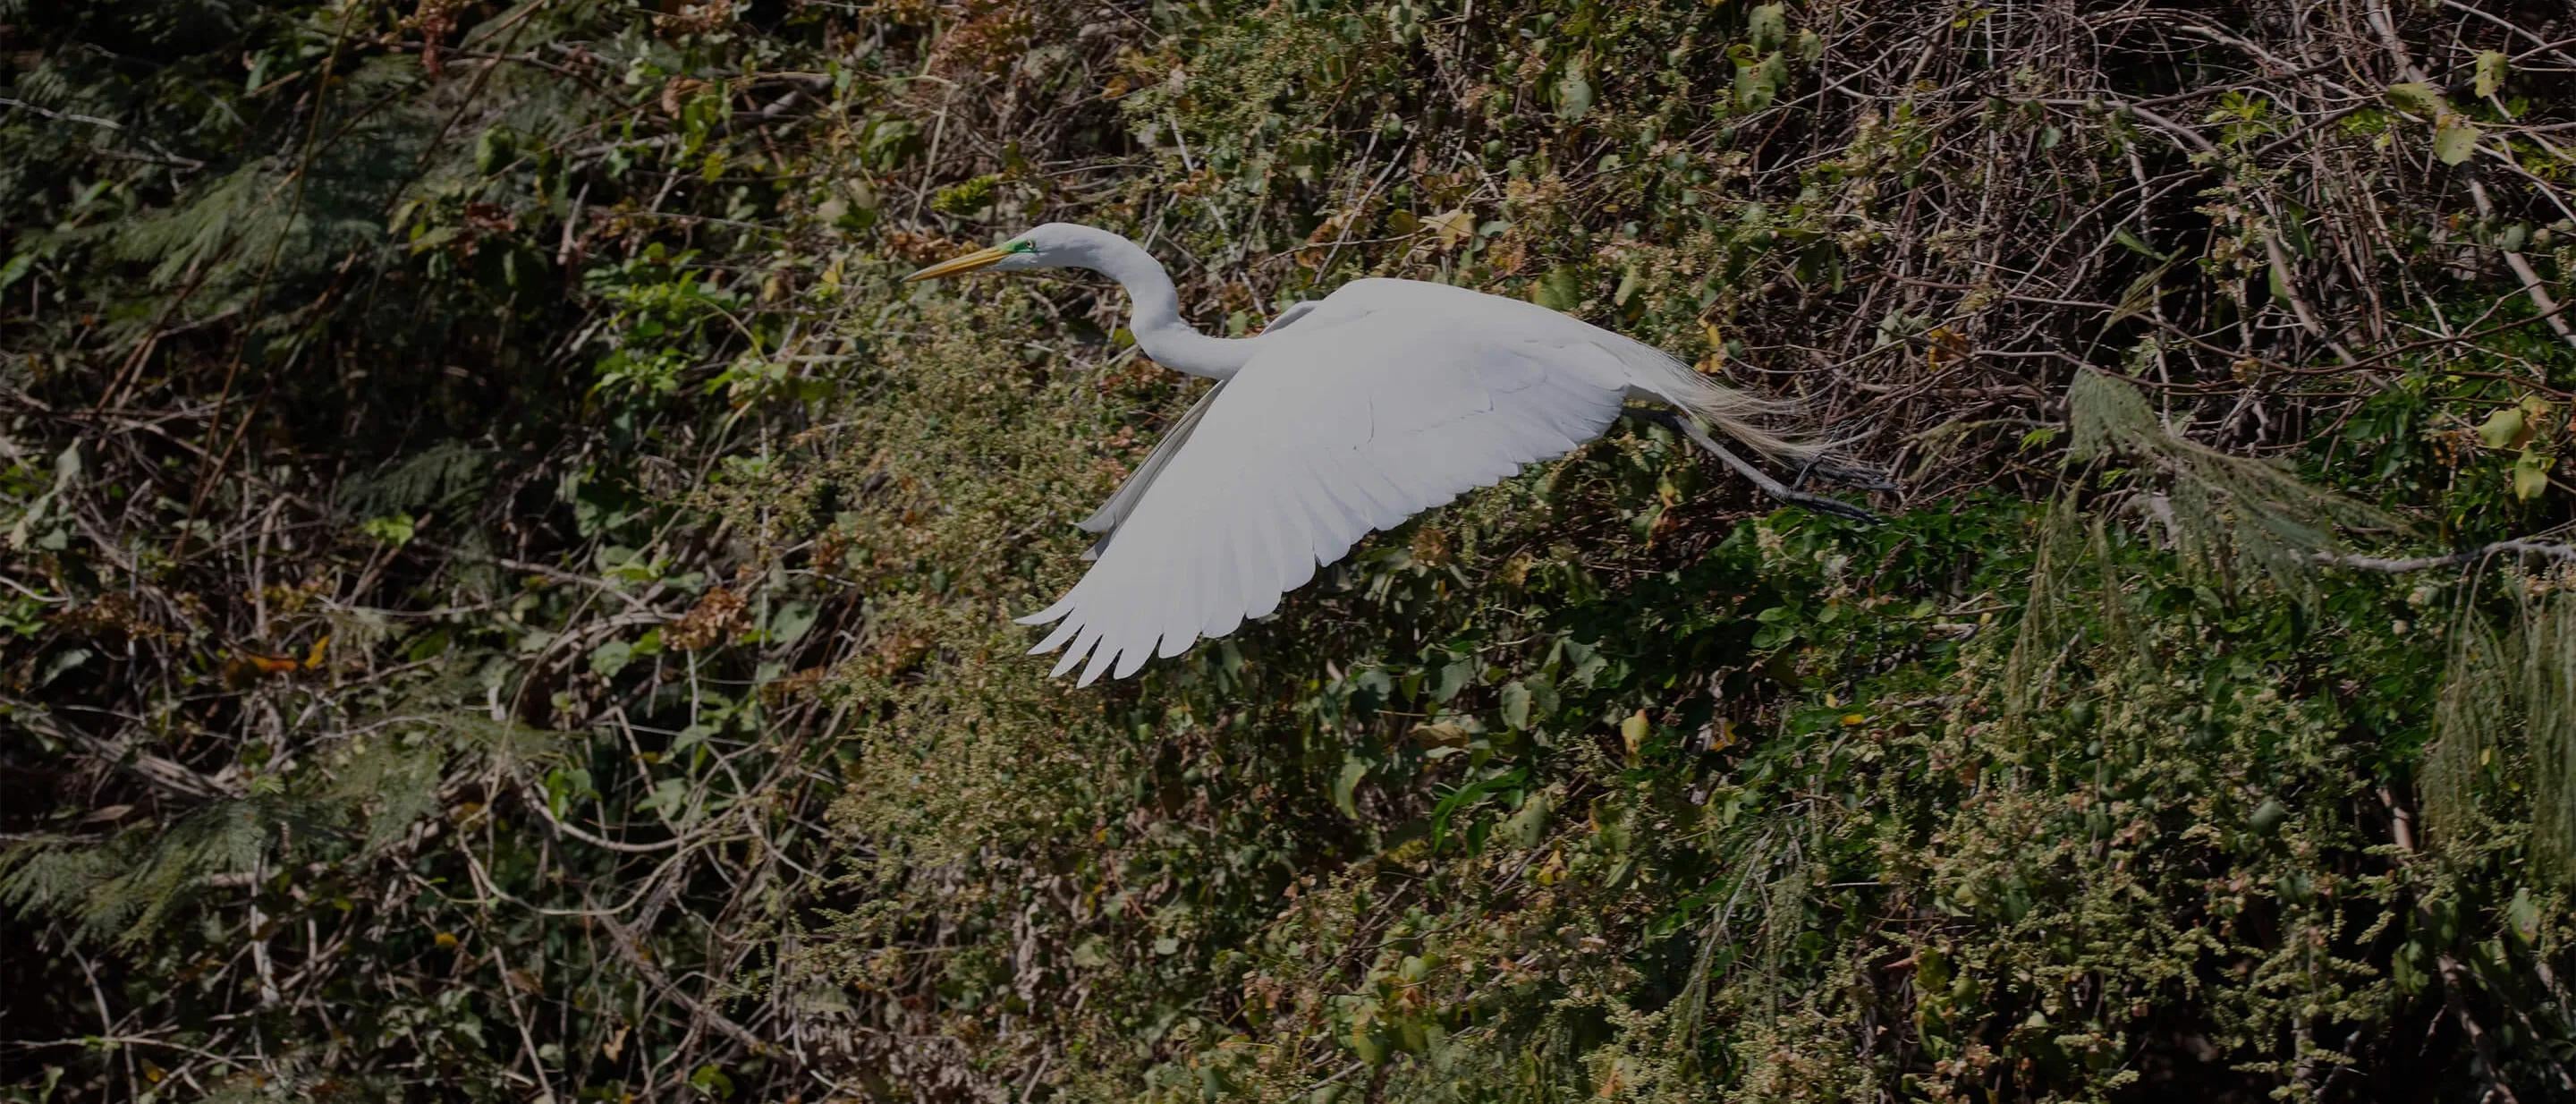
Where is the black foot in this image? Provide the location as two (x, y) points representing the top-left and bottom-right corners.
(1773, 485), (1882, 522)
(1802, 459), (1900, 493)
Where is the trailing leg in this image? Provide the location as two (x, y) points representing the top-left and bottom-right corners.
(1631, 408), (1882, 522)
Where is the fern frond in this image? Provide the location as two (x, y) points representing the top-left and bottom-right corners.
(2069, 371), (2402, 593)
(340, 438), (492, 515)
(2423, 572), (2576, 881)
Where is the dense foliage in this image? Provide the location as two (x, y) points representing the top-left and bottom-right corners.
(5, 0), (2575, 1100)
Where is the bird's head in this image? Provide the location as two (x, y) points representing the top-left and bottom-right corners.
(902, 223), (1091, 282)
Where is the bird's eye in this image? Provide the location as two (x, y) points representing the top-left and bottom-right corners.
(1006, 241), (1037, 255)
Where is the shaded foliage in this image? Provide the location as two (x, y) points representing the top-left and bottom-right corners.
(4, 0), (2575, 1100)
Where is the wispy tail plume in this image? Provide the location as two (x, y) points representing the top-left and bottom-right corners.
(1603, 332), (1858, 469)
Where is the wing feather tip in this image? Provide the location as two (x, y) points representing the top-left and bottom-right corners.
(1049, 626), (1101, 678)
(1114, 636), (1157, 679)
(1077, 642), (1120, 686)
(1029, 614), (1085, 655)
(1015, 596), (1076, 626)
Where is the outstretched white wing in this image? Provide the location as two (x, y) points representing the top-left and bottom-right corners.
(1073, 378), (1223, 559)
(1020, 284), (1637, 684)
(1072, 298), (1331, 559)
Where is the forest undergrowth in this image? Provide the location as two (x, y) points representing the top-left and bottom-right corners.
(4, 1), (2576, 1100)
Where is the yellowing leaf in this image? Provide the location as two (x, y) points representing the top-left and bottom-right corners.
(304, 633), (331, 670)
(2433, 119), (2479, 166)
(1699, 320), (1730, 374)
(434, 931), (460, 948)
(1422, 208), (1474, 251)
(2474, 51), (2509, 99)
(2512, 451), (2552, 500)
(236, 651), (298, 676)
(1621, 710), (1649, 758)
(2384, 81), (2445, 116)
(2477, 407), (2526, 450)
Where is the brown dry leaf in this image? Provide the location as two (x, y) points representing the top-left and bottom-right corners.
(1306, 212), (1353, 243)
(666, 587), (750, 651)
(1409, 524), (1452, 566)
(661, 76), (707, 118)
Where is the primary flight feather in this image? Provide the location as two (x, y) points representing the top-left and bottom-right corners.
(905, 223), (1868, 685)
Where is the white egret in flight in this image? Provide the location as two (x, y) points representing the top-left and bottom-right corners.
(906, 223), (1877, 685)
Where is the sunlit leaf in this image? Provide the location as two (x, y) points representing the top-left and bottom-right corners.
(1421, 208), (1474, 251)
(2384, 81), (2445, 116)
(2512, 451), (2551, 499)
(2474, 51), (2509, 98)
(1555, 68), (1592, 121)
(1500, 680), (1531, 729)
(2477, 407), (2525, 450)
(1749, 4), (1788, 51)
(2433, 119), (2479, 166)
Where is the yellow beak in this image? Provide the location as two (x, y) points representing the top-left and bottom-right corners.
(903, 244), (1016, 283)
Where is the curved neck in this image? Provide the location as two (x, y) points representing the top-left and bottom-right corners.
(1072, 231), (1257, 379)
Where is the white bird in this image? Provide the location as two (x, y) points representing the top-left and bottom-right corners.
(905, 223), (1874, 685)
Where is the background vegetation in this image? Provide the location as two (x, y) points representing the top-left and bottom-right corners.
(5, 0), (2575, 1099)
